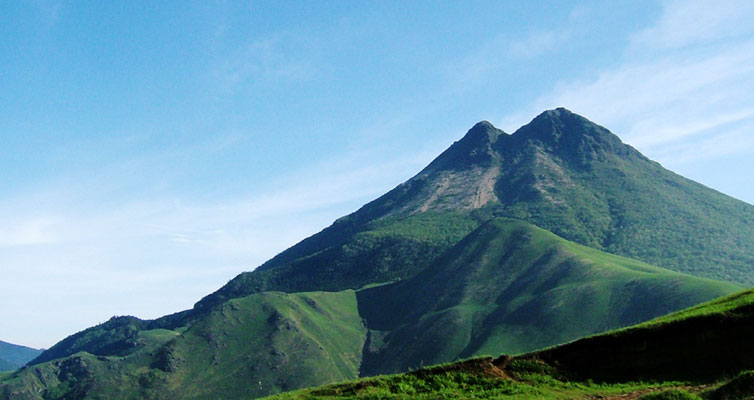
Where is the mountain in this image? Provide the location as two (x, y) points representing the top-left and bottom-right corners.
(0, 341), (42, 372)
(269, 287), (754, 400)
(3, 109), (754, 399)
(0, 360), (13, 373)
(199, 108), (754, 312)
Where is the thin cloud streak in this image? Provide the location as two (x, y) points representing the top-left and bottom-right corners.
(630, 0), (754, 51)
(0, 142), (437, 349)
(498, 0), (754, 167)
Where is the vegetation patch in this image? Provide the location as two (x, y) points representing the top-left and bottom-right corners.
(707, 370), (754, 400)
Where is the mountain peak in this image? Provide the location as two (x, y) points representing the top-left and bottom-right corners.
(463, 120), (503, 145)
(424, 120), (506, 173)
(512, 107), (637, 162)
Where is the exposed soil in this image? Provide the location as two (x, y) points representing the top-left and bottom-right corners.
(407, 356), (511, 380)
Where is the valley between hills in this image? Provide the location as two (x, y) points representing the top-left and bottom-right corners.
(3, 108), (754, 399)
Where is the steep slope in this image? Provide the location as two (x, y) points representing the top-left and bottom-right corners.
(196, 211), (486, 311)
(195, 120), (507, 310)
(524, 286), (754, 382)
(272, 287), (754, 400)
(0, 341), (42, 372)
(356, 218), (739, 375)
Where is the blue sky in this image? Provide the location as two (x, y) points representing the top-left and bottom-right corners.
(2, 0), (754, 348)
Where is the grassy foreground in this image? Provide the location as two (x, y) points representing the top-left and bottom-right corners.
(266, 357), (711, 400)
(266, 288), (754, 400)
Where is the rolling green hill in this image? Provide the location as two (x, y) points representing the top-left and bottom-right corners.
(0, 341), (42, 372)
(355, 218), (739, 375)
(0, 219), (739, 399)
(269, 287), (754, 400)
(1, 290), (367, 400)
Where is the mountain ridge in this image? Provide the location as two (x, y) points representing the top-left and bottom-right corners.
(197, 107), (754, 312)
(0, 341), (42, 372)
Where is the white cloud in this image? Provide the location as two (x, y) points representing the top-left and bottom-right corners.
(0, 217), (63, 246)
(448, 27), (571, 88)
(0, 143), (435, 348)
(631, 0), (754, 51)
(215, 33), (319, 92)
(499, 0), (754, 166)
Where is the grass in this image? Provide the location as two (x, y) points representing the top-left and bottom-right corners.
(706, 370), (754, 400)
(355, 218), (739, 375)
(639, 288), (754, 327)
(194, 211), (483, 311)
(639, 390), (702, 399)
(265, 357), (696, 400)
(0, 290), (368, 400)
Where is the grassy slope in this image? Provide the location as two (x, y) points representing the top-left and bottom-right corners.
(270, 287), (754, 400)
(266, 357), (698, 400)
(356, 218), (740, 375)
(3, 219), (740, 399)
(158, 290), (366, 399)
(0, 290), (366, 400)
(193, 211), (484, 311)
(526, 287), (754, 382)
(26, 211), (482, 369)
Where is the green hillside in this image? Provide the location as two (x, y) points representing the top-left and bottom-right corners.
(527, 287), (754, 382)
(269, 287), (754, 400)
(356, 218), (739, 375)
(1, 219), (739, 399)
(1, 290), (366, 399)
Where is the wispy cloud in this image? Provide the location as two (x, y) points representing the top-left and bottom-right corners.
(448, 27), (571, 87)
(0, 140), (436, 348)
(499, 0), (754, 166)
(215, 32), (320, 92)
(26, 0), (63, 28)
(630, 0), (754, 51)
